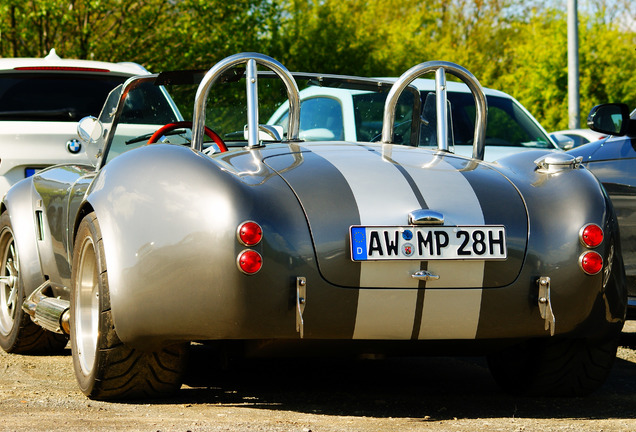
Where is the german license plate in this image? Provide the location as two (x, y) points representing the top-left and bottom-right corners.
(350, 225), (507, 261)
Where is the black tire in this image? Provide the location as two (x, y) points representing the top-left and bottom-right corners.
(487, 334), (619, 396)
(0, 211), (67, 354)
(70, 212), (187, 400)
(489, 235), (623, 397)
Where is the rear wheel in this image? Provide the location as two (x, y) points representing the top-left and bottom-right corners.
(489, 236), (624, 397)
(70, 212), (186, 400)
(0, 211), (67, 353)
(487, 334), (619, 396)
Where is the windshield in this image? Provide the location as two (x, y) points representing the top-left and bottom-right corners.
(269, 84), (416, 144)
(267, 82), (549, 149)
(418, 90), (552, 149)
(102, 79), (182, 164)
(105, 71), (418, 166)
(0, 73), (128, 121)
(101, 70), (548, 167)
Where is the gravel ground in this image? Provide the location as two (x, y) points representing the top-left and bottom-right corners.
(1, 323), (636, 432)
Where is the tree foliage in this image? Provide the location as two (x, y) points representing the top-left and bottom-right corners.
(0, 0), (634, 130)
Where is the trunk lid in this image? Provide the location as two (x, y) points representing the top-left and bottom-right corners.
(264, 143), (528, 289)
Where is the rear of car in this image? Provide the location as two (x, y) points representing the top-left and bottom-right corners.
(0, 55), (625, 401)
(0, 49), (148, 198)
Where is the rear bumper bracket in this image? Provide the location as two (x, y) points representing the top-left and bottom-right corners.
(538, 276), (556, 336)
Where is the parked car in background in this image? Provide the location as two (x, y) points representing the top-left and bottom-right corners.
(551, 128), (607, 150)
(0, 54), (624, 401)
(0, 49), (149, 199)
(569, 103), (636, 316)
(268, 78), (561, 161)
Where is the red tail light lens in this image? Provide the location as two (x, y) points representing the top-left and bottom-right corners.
(237, 221), (263, 246)
(580, 224), (603, 248)
(237, 250), (262, 274)
(579, 251), (603, 275)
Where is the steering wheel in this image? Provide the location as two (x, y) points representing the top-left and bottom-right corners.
(147, 121), (228, 153)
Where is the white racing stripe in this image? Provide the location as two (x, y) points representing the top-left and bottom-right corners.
(394, 148), (485, 287)
(308, 143), (421, 290)
(307, 144), (419, 339)
(307, 144), (485, 340)
(391, 148), (485, 339)
(419, 288), (483, 339)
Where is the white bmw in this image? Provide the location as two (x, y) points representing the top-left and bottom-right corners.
(0, 49), (148, 198)
(268, 78), (560, 162)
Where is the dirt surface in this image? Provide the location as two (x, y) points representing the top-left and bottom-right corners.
(2, 324), (636, 432)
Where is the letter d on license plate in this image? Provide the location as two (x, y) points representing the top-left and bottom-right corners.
(350, 225), (507, 261)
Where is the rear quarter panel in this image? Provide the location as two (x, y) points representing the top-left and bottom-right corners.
(481, 150), (625, 338)
(84, 144), (317, 347)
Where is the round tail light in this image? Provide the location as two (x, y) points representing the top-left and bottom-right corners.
(237, 221), (263, 246)
(579, 251), (603, 275)
(237, 250), (262, 274)
(580, 224), (603, 248)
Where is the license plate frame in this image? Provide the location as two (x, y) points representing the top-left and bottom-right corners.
(350, 225), (507, 261)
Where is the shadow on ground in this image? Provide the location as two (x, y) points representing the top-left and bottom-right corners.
(167, 334), (636, 422)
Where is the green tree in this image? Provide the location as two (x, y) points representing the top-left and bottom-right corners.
(161, 0), (282, 71)
(491, 8), (570, 130)
(0, 0), (171, 61)
(578, 11), (636, 125)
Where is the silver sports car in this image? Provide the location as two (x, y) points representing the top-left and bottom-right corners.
(0, 53), (626, 400)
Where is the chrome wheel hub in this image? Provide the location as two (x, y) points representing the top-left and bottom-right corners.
(74, 237), (99, 376)
(0, 229), (19, 336)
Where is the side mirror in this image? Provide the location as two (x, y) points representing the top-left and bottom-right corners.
(77, 116), (105, 166)
(550, 133), (576, 150)
(587, 103), (630, 136)
(77, 116), (104, 143)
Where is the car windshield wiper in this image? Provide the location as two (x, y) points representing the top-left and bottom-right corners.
(0, 108), (79, 120)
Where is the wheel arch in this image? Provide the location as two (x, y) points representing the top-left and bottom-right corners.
(73, 145), (260, 346)
(72, 143), (313, 348)
(1, 178), (46, 297)
(72, 203), (95, 247)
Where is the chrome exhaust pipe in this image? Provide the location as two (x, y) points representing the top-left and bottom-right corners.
(22, 281), (70, 335)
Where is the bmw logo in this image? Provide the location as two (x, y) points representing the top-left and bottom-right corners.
(66, 139), (82, 154)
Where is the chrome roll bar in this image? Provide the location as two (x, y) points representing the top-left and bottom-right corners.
(192, 52), (301, 151)
(381, 61), (488, 161)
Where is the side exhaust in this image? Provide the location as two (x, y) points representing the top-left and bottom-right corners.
(22, 281), (70, 335)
